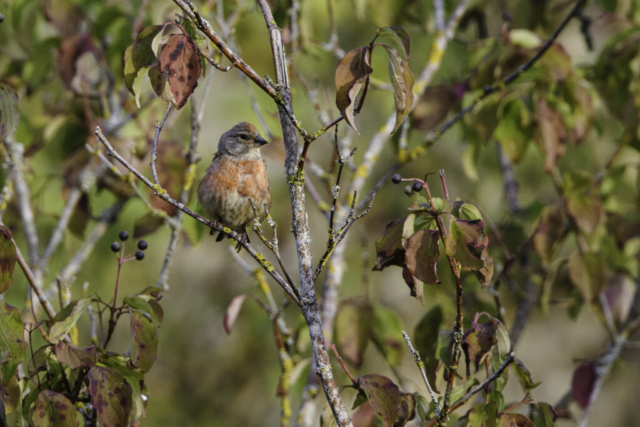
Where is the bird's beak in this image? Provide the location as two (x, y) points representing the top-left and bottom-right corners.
(253, 136), (268, 147)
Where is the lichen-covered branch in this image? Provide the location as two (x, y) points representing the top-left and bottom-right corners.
(95, 126), (301, 306)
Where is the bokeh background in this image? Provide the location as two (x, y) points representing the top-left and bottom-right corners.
(1, 0), (639, 426)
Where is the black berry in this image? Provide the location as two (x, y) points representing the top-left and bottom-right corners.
(137, 240), (148, 250)
(404, 185), (413, 196)
(412, 181), (424, 192)
(135, 251), (145, 261)
(111, 242), (121, 253)
(391, 173), (402, 184)
(119, 231), (129, 241)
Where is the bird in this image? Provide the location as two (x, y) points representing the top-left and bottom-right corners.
(197, 122), (271, 250)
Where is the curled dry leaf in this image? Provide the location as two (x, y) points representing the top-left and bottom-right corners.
(223, 294), (248, 335)
(357, 374), (415, 426)
(383, 46), (415, 133)
(335, 47), (373, 132)
(535, 98), (566, 173)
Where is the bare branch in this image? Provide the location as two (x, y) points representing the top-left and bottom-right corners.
(4, 138), (39, 265)
(402, 331), (441, 416)
(150, 104), (172, 187)
(95, 126), (301, 306)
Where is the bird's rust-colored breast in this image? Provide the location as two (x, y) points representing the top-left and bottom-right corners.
(198, 155), (271, 230)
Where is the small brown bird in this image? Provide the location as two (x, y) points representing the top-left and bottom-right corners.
(197, 122), (271, 248)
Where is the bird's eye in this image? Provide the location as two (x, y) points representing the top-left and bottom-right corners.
(239, 134), (249, 140)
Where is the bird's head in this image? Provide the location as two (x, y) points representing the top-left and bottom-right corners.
(218, 122), (268, 159)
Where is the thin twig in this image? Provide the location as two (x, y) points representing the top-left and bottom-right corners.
(12, 236), (56, 320)
(95, 126), (301, 306)
(402, 331), (440, 416)
(150, 104), (172, 187)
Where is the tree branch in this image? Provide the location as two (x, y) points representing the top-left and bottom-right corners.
(94, 126), (302, 306)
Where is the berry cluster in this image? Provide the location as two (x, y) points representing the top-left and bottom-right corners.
(391, 173), (423, 195)
(110, 231), (147, 261)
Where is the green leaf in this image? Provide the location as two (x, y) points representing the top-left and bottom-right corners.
(568, 252), (606, 303)
(123, 295), (163, 327)
(88, 366), (133, 427)
(182, 18), (209, 74)
(468, 402), (498, 427)
(565, 194), (604, 235)
(459, 204), (483, 221)
(97, 354), (146, 419)
(487, 390), (505, 413)
(130, 311), (158, 373)
(531, 403), (558, 427)
(435, 329), (454, 368)
(376, 25), (411, 60)
(403, 229), (440, 284)
(370, 305), (404, 366)
(494, 97), (532, 163)
(54, 342), (97, 369)
(0, 83), (20, 140)
(32, 391), (78, 427)
(0, 301), (26, 385)
(0, 226), (17, 295)
(334, 299), (373, 368)
(335, 46), (373, 132)
(382, 45), (415, 133)
(513, 358), (541, 390)
(0, 370), (20, 414)
(490, 321), (511, 392)
(124, 25), (164, 107)
(48, 298), (92, 343)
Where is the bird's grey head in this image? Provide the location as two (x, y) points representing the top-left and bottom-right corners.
(217, 122), (268, 159)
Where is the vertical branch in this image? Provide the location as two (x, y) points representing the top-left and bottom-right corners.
(256, 2), (353, 426)
(4, 138), (39, 265)
(150, 105), (172, 187)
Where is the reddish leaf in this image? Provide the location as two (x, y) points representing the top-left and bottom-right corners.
(158, 34), (202, 109)
(373, 218), (406, 271)
(223, 294), (248, 335)
(334, 299), (373, 368)
(33, 390), (78, 427)
(446, 218), (493, 285)
(0, 226), (17, 295)
(464, 315), (500, 372)
(535, 98), (566, 173)
(335, 47), (373, 132)
(87, 366), (133, 427)
(54, 342), (97, 369)
(533, 205), (565, 263)
(572, 362), (596, 408)
(498, 413), (534, 427)
(358, 374), (415, 426)
(352, 401), (375, 427)
(403, 229), (440, 284)
(402, 265), (424, 303)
